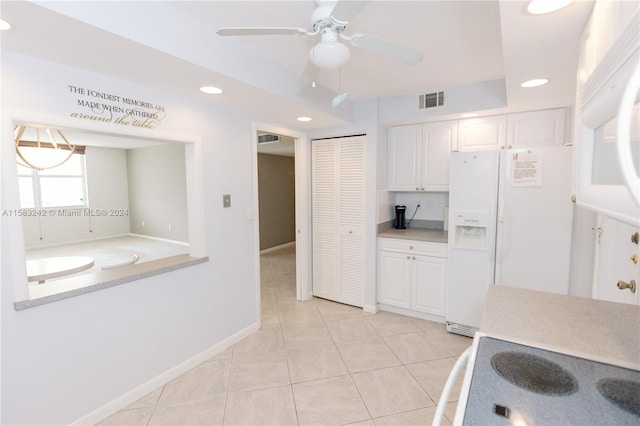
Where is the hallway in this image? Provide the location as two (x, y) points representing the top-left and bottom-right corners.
(100, 244), (469, 425)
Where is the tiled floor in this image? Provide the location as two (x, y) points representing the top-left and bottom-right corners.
(100, 244), (471, 425)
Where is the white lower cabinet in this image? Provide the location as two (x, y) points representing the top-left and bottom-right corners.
(378, 238), (447, 317)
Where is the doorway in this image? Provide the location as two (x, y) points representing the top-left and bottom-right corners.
(252, 123), (312, 325)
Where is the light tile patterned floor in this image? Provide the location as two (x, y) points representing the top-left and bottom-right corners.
(99, 244), (470, 425)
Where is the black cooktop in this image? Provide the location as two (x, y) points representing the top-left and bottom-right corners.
(462, 336), (640, 425)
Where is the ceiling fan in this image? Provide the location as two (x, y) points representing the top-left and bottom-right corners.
(217, 0), (424, 91)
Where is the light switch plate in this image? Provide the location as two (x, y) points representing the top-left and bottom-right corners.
(223, 194), (231, 208)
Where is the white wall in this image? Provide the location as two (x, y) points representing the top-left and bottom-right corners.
(127, 144), (189, 243)
(1, 50), (260, 425)
(22, 146), (131, 248)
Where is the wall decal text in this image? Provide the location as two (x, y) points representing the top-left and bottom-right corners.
(67, 85), (167, 129)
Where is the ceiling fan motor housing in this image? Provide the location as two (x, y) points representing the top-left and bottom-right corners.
(311, 1), (341, 32)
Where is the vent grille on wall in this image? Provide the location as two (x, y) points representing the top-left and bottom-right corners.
(418, 91), (445, 109)
(258, 134), (280, 144)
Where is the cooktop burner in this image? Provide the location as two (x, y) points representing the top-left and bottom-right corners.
(462, 336), (640, 425)
(490, 351), (579, 396)
(597, 378), (640, 417)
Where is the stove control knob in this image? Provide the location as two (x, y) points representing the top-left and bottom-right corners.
(617, 279), (636, 293)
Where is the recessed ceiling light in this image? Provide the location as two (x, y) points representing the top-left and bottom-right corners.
(0, 19), (12, 31)
(297, 116), (312, 122)
(521, 78), (549, 88)
(461, 113), (478, 118)
(527, 0), (574, 15)
(200, 86), (223, 95)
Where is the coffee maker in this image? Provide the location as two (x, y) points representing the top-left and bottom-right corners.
(394, 205), (407, 229)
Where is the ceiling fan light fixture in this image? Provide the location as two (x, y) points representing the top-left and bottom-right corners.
(526, 0), (574, 15)
(309, 40), (350, 69)
(0, 18), (11, 31)
(521, 78), (549, 88)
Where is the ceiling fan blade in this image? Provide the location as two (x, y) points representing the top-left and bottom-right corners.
(330, 0), (371, 25)
(217, 27), (309, 36)
(349, 33), (423, 65)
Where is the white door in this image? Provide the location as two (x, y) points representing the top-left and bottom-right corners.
(506, 109), (566, 149)
(378, 251), (412, 308)
(446, 151), (500, 329)
(412, 255), (447, 316)
(388, 125), (422, 191)
(494, 146), (574, 294)
(593, 214), (640, 304)
(338, 137), (365, 306)
(422, 121), (456, 191)
(457, 115), (507, 151)
(312, 136), (365, 306)
(312, 139), (338, 300)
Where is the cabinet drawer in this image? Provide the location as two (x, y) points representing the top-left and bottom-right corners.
(378, 238), (447, 258)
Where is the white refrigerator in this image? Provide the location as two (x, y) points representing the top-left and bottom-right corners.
(446, 146), (574, 336)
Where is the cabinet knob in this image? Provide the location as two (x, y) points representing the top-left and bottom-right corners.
(632, 232), (639, 245)
(409, 245), (413, 249)
(412, 256), (416, 260)
(349, 230), (352, 234)
(407, 256), (411, 259)
(421, 187), (425, 191)
(416, 187), (420, 191)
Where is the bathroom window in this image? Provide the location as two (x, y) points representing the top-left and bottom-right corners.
(17, 147), (88, 209)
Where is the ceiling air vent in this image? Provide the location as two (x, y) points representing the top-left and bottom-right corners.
(419, 91), (445, 109)
(258, 134), (280, 144)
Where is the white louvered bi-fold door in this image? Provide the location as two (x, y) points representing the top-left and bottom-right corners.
(312, 136), (365, 307)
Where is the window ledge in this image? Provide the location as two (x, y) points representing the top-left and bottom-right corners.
(14, 254), (209, 311)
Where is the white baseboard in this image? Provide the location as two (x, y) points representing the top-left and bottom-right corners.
(72, 321), (260, 426)
(260, 241), (296, 254)
(129, 233), (190, 246)
(362, 303), (379, 314)
(378, 303), (445, 323)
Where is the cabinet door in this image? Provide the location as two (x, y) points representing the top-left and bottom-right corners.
(457, 115), (507, 151)
(422, 121), (456, 191)
(312, 139), (339, 301)
(378, 251), (412, 309)
(412, 256), (447, 316)
(506, 109), (566, 149)
(338, 137), (365, 306)
(388, 125), (422, 191)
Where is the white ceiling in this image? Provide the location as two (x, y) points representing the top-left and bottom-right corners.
(1, 0), (594, 142)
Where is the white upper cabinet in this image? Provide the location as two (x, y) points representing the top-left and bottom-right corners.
(506, 109), (567, 148)
(457, 115), (507, 151)
(388, 124), (422, 191)
(388, 121), (455, 191)
(457, 109), (566, 151)
(422, 121), (456, 191)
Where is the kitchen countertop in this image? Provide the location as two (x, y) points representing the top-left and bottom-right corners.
(480, 285), (640, 369)
(378, 227), (448, 243)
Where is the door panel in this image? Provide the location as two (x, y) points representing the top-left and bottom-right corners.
(594, 214), (640, 304)
(378, 251), (411, 308)
(413, 256), (447, 316)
